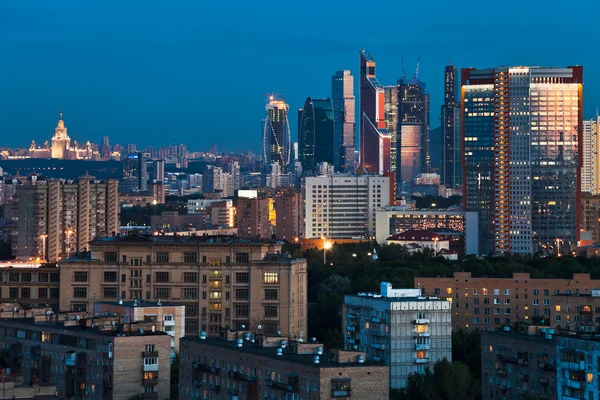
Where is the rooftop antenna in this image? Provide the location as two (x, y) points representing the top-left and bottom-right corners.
(414, 56), (421, 79)
(448, 57), (453, 66)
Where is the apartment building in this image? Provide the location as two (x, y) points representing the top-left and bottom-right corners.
(343, 282), (452, 388)
(0, 317), (171, 400)
(179, 331), (389, 400)
(13, 178), (119, 261)
(553, 290), (600, 334)
(556, 335), (600, 400)
(0, 261), (60, 309)
(305, 174), (391, 239)
(58, 235), (307, 338)
(274, 187), (303, 241)
(415, 272), (600, 331)
(481, 325), (558, 400)
(582, 193), (600, 244)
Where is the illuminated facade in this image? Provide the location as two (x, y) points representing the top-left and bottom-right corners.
(396, 78), (430, 187)
(298, 97), (334, 173)
(332, 70), (356, 172)
(359, 49), (391, 174)
(262, 96), (291, 171)
(462, 66), (583, 255)
(441, 64), (461, 189)
(582, 116), (600, 194)
(384, 86), (399, 175)
(28, 111), (99, 160)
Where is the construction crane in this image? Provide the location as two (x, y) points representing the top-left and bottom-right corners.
(264, 93), (286, 103)
(401, 58), (407, 79)
(414, 56), (421, 79)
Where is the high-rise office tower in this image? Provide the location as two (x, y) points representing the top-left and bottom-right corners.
(121, 152), (148, 192)
(298, 97), (334, 173)
(462, 66), (583, 255)
(441, 64), (461, 189)
(262, 96), (291, 171)
(14, 178), (119, 261)
(396, 77), (430, 187)
(384, 86), (399, 175)
(359, 50), (391, 174)
(332, 70), (356, 172)
(100, 136), (111, 159)
(582, 116), (600, 194)
(127, 144), (137, 154)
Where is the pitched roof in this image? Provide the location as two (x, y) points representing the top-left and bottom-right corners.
(388, 229), (440, 241)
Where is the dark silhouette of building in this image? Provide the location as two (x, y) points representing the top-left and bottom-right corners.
(441, 64), (461, 189)
(298, 97), (334, 173)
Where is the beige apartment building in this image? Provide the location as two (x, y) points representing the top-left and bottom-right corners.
(415, 272), (600, 331)
(59, 235), (307, 338)
(14, 178), (119, 261)
(0, 261), (60, 309)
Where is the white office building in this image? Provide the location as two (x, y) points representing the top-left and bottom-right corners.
(344, 282), (452, 388)
(304, 174), (390, 239)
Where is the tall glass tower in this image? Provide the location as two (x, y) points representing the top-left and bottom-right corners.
(298, 97), (334, 173)
(462, 66), (583, 255)
(262, 96), (291, 171)
(441, 64), (461, 189)
(332, 70), (356, 172)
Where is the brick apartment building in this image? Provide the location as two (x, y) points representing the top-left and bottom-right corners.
(0, 316), (171, 400)
(0, 261), (60, 310)
(179, 331), (389, 400)
(415, 272), (600, 331)
(58, 235), (307, 338)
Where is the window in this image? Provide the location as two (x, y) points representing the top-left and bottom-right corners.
(264, 306), (278, 317)
(103, 287), (118, 298)
(130, 258), (142, 266)
(543, 299), (550, 305)
(74, 271), (88, 282)
(504, 308), (510, 314)
(473, 289), (479, 295)
(504, 299), (510, 305)
(473, 298), (480, 304)
(504, 289), (510, 295)
(533, 299), (539, 305)
(494, 298), (500, 305)
(263, 272), (279, 284)
(331, 379), (351, 397)
(50, 288), (59, 299)
(184, 252), (197, 263)
(186, 304), (198, 316)
(73, 287), (87, 298)
(183, 288), (198, 299)
(236, 253), (250, 263)
(155, 272), (169, 283)
(202, 275), (207, 283)
(38, 288), (48, 299)
(235, 305), (249, 317)
(9, 287), (18, 298)
(482, 288), (489, 295)
(104, 271), (117, 282)
(156, 252), (169, 263)
(38, 273), (49, 282)
(544, 290), (549, 296)
(202, 291), (206, 299)
(473, 317), (480, 324)
(264, 289), (278, 300)
(236, 273), (249, 283)
(202, 307), (207, 317)
(144, 357), (158, 366)
(104, 252), (117, 262)
(21, 288), (30, 299)
(122, 255), (127, 263)
(154, 287), (170, 299)
(236, 289), (249, 300)
(493, 289), (500, 295)
(183, 272), (197, 283)
(21, 273), (31, 282)
(533, 289), (539, 295)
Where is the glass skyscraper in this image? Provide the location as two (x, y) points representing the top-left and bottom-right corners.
(441, 64), (461, 189)
(462, 66), (583, 255)
(332, 70), (356, 172)
(298, 97), (334, 173)
(262, 96), (291, 171)
(359, 49), (391, 175)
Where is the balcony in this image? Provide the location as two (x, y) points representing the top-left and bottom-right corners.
(497, 368), (506, 376)
(77, 353), (87, 366)
(65, 352), (77, 367)
(143, 351), (159, 358)
(143, 363), (159, 372)
(163, 320), (175, 327)
(143, 378), (158, 387)
(538, 361), (556, 371)
(193, 379), (205, 387)
(414, 358), (429, 364)
(539, 376), (549, 385)
(266, 379), (298, 393)
(414, 318), (430, 324)
(497, 354), (518, 364)
(228, 370), (255, 382)
(31, 346), (41, 361)
(416, 344), (431, 351)
(346, 313), (356, 319)
(560, 360), (585, 371)
(332, 390), (351, 397)
(370, 329), (386, 337)
(346, 325), (356, 331)
(194, 363), (221, 376)
(518, 373), (528, 382)
(414, 331), (431, 338)
(370, 343), (385, 350)
(142, 394), (158, 400)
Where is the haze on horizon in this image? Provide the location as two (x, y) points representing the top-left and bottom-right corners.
(1, 0), (597, 152)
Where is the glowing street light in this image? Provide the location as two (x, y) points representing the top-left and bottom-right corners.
(434, 237), (439, 257)
(323, 237), (332, 264)
(65, 228), (75, 258)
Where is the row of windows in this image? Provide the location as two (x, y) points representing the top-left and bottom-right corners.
(103, 252), (251, 264)
(0, 272), (59, 283)
(87, 271), (280, 285)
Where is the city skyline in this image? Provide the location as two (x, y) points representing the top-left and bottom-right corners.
(1, 1), (598, 152)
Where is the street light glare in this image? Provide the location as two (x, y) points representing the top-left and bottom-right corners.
(324, 241), (332, 250)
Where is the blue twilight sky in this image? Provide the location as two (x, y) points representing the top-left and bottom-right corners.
(0, 0), (598, 153)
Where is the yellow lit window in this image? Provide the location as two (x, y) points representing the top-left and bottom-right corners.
(416, 325), (427, 333)
(263, 272), (279, 284)
(555, 306), (561, 312)
(416, 351), (426, 359)
(446, 288), (452, 295)
(587, 373), (593, 383)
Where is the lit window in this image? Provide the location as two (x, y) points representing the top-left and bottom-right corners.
(263, 272), (279, 284)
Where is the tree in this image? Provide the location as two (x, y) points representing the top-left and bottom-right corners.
(170, 352), (180, 400)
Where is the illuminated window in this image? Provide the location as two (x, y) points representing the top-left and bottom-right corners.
(446, 288), (452, 295)
(263, 272), (279, 284)
(556, 306), (561, 312)
(416, 325), (427, 333)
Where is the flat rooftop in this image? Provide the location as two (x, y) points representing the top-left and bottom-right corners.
(91, 234), (283, 245)
(95, 300), (182, 308)
(182, 337), (381, 368)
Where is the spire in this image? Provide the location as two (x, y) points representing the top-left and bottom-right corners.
(59, 107), (63, 120)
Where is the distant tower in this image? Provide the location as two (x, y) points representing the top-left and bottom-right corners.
(359, 50), (391, 175)
(441, 63), (461, 189)
(101, 136), (112, 159)
(262, 95), (291, 172)
(51, 110), (71, 159)
(298, 97), (335, 173)
(332, 70), (356, 172)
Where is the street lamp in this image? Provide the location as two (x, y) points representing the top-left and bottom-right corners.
(65, 228), (75, 258)
(323, 238), (332, 265)
(433, 237), (439, 257)
(40, 234), (48, 262)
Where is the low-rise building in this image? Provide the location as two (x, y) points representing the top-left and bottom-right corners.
(0, 316), (171, 400)
(415, 272), (600, 332)
(179, 330), (389, 400)
(0, 261), (60, 310)
(386, 229), (450, 256)
(343, 282), (452, 388)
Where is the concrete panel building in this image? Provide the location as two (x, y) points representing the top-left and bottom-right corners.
(343, 282), (452, 388)
(58, 235), (307, 339)
(0, 261), (60, 310)
(179, 332), (389, 400)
